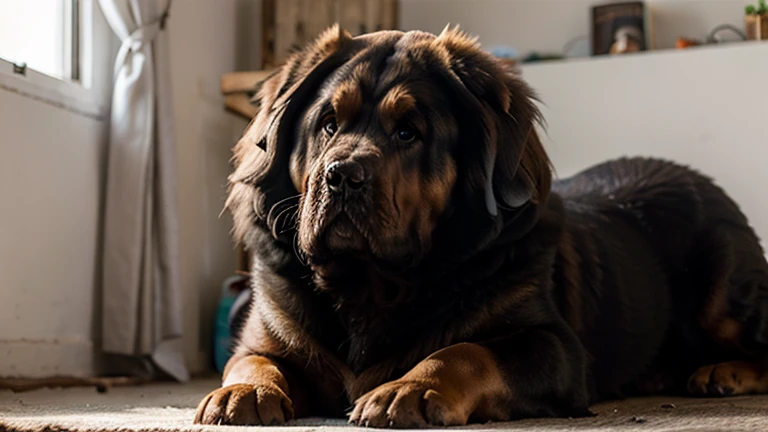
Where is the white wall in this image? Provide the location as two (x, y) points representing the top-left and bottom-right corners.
(0, 0), (260, 378)
(520, 42), (768, 245)
(0, 90), (106, 378)
(400, 0), (746, 56)
(167, 0), (260, 374)
(0, 2), (115, 377)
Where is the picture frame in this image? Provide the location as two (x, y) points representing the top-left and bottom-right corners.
(592, 1), (648, 56)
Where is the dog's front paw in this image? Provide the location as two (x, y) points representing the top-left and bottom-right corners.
(194, 383), (294, 426)
(687, 361), (766, 397)
(349, 380), (467, 428)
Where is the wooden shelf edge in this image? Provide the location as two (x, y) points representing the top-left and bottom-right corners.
(220, 70), (276, 95)
(224, 93), (259, 120)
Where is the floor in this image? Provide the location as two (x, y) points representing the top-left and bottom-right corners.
(1, 379), (767, 432)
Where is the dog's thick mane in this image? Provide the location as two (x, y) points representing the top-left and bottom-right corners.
(226, 25), (552, 261)
(226, 25), (557, 375)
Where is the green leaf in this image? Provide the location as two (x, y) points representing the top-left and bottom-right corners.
(746, 4), (756, 15)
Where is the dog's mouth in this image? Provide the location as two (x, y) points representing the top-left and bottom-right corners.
(323, 212), (368, 253)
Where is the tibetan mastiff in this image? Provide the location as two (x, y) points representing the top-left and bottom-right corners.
(195, 26), (768, 427)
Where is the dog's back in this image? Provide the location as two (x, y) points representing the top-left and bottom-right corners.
(552, 157), (768, 398)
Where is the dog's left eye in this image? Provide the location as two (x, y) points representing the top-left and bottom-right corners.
(396, 125), (417, 143)
(322, 115), (338, 136)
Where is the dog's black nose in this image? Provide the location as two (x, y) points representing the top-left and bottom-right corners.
(325, 161), (366, 192)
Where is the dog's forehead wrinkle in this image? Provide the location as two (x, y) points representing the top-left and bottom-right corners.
(320, 45), (403, 119)
(374, 36), (436, 86)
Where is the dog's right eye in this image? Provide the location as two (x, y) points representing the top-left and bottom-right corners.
(322, 115), (338, 136)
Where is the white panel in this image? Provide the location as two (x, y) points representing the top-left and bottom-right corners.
(0, 88), (103, 376)
(0, 340), (94, 378)
(520, 42), (768, 246)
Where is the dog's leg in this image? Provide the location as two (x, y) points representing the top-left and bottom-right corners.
(194, 354), (295, 425)
(684, 226), (768, 397)
(349, 323), (590, 428)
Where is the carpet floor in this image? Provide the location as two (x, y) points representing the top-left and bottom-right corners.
(1, 378), (767, 431)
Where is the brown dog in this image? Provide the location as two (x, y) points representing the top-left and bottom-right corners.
(195, 26), (768, 427)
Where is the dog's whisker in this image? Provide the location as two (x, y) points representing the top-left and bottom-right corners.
(266, 195), (302, 238)
(271, 204), (300, 238)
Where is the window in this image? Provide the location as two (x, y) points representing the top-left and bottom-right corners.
(0, 0), (113, 119)
(0, 0), (78, 81)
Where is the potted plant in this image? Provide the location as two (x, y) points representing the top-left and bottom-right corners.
(745, 0), (768, 40)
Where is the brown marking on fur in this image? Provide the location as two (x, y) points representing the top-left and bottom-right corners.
(688, 360), (768, 396)
(700, 283), (729, 330)
(332, 79), (363, 124)
(698, 256), (745, 349)
(712, 317), (744, 348)
(222, 355), (291, 390)
(416, 168), (456, 253)
(394, 170), (421, 231)
(372, 159), (422, 252)
(349, 343), (511, 427)
(422, 162), (457, 222)
(380, 155), (456, 255)
(558, 229), (583, 333)
(378, 84), (417, 130)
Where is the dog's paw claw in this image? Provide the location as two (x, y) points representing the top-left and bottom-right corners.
(194, 383), (294, 426)
(350, 380), (468, 428)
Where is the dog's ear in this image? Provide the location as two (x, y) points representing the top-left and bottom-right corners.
(226, 25), (353, 247)
(432, 26), (551, 217)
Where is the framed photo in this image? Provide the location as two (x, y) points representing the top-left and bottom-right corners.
(592, 1), (648, 56)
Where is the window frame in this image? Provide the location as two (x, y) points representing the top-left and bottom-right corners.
(0, 0), (115, 120)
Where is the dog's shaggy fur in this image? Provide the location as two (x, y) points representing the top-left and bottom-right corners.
(195, 26), (768, 428)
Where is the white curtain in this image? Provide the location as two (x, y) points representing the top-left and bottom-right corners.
(99, 0), (188, 382)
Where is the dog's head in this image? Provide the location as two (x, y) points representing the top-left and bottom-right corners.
(226, 26), (551, 270)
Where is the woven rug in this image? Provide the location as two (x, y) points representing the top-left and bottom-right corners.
(2, 378), (768, 431)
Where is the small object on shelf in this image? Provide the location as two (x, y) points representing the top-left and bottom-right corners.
(522, 52), (565, 64)
(676, 38), (701, 49)
(488, 45), (519, 60)
(707, 24), (747, 44)
(592, 2), (649, 56)
(745, 0), (768, 40)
